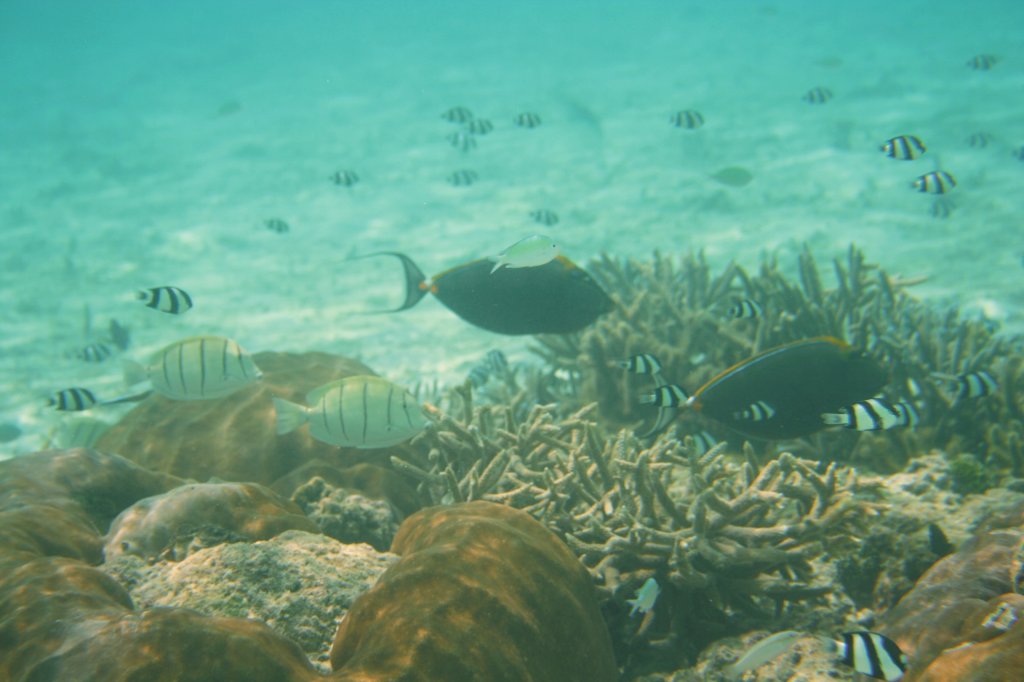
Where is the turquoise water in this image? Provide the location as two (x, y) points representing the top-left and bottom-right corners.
(1, 0), (1022, 444)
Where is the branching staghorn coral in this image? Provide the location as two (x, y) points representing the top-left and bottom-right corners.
(391, 390), (880, 671)
(531, 244), (1024, 475)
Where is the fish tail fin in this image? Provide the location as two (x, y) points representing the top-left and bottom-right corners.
(273, 397), (308, 435)
(356, 252), (430, 312)
(122, 359), (148, 387)
(638, 406), (678, 439)
(821, 412), (848, 426)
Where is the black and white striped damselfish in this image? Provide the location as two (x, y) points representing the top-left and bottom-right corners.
(933, 370), (998, 403)
(273, 375), (429, 449)
(530, 209), (559, 226)
(123, 335), (262, 401)
(967, 54), (999, 70)
(330, 170), (360, 187)
(48, 387), (98, 411)
(831, 631), (907, 681)
(912, 170), (956, 194)
(441, 106), (473, 123)
(640, 384), (688, 408)
(264, 218), (290, 234)
(137, 286), (193, 315)
(670, 110), (704, 129)
(74, 342), (114, 363)
(464, 118), (493, 135)
(881, 135), (926, 161)
(803, 86), (833, 104)
(514, 112), (542, 128)
(447, 131), (477, 152)
(447, 169), (478, 186)
(618, 353), (663, 377)
(727, 299), (762, 319)
(822, 398), (918, 431)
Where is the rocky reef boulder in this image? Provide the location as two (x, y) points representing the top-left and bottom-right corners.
(104, 481), (318, 562)
(883, 499), (1024, 681)
(106, 530), (396, 672)
(329, 500), (617, 682)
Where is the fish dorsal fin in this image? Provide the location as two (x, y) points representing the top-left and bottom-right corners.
(306, 375), (381, 405)
(353, 252), (430, 312)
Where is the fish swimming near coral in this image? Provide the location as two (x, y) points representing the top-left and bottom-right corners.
(626, 577), (660, 617)
(725, 630), (906, 681)
(617, 353), (664, 379)
(363, 252), (614, 335)
(136, 286), (193, 315)
(468, 349), (511, 388)
(490, 235), (560, 274)
(447, 131), (476, 152)
(48, 387), (99, 411)
(123, 335), (262, 400)
(726, 299), (762, 319)
(634, 337), (888, 439)
(828, 631), (907, 681)
(273, 375), (429, 449)
(932, 370), (997, 404)
(822, 398), (919, 430)
(724, 630), (803, 680)
(881, 135), (926, 160)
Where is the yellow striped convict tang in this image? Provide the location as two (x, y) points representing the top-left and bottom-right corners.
(273, 375), (429, 449)
(123, 335), (262, 400)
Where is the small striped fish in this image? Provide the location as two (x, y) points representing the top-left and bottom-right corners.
(464, 118), (493, 135)
(468, 349), (510, 388)
(137, 286), (193, 315)
(617, 353), (663, 376)
(330, 170), (360, 187)
(881, 135), (926, 160)
(967, 132), (993, 148)
(264, 218), (290, 234)
(833, 631), (907, 681)
(75, 342), (114, 363)
(123, 335), (262, 401)
(529, 209), (559, 226)
(442, 106), (473, 123)
(727, 299), (762, 319)
(447, 169), (478, 186)
(273, 375), (429, 448)
(514, 112), (542, 128)
(934, 370), (998, 402)
(822, 398), (918, 431)
(447, 131), (477, 152)
(803, 86), (833, 104)
(966, 54), (998, 70)
(48, 387), (98, 411)
(640, 384), (688, 408)
(912, 170), (956, 194)
(670, 109), (704, 129)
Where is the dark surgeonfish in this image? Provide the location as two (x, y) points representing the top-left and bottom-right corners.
(366, 252), (614, 335)
(634, 337), (888, 439)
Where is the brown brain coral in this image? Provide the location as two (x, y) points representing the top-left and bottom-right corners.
(330, 500), (618, 682)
